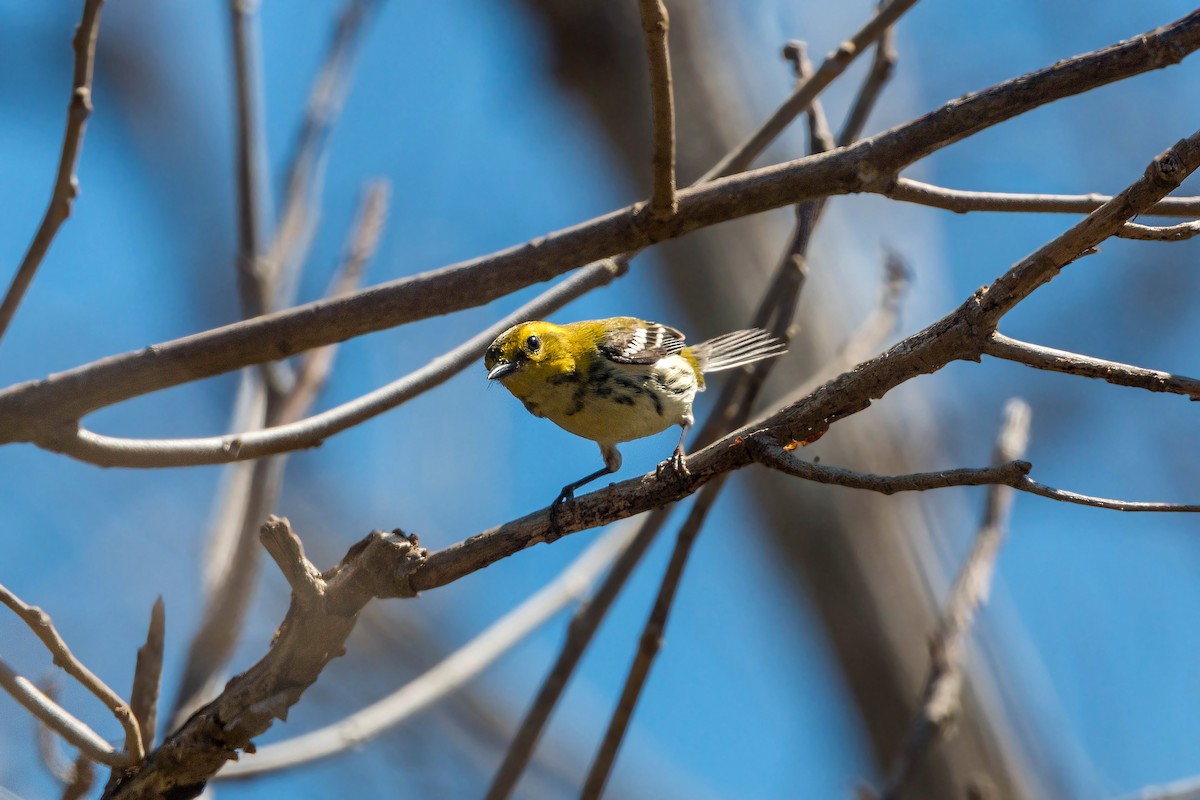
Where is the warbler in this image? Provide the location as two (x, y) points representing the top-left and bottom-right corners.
(484, 317), (787, 510)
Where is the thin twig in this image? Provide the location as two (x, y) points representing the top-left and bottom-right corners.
(218, 522), (639, 778)
(838, 2), (897, 147)
(282, 180), (390, 422)
(887, 176), (1200, 218)
(0, 659), (127, 767)
(579, 479), (725, 799)
(1117, 219), (1200, 241)
(228, 0), (273, 321)
(703, 0), (920, 180)
(0, 583), (143, 762)
(637, 0), (677, 219)
(754, 442), (1200, 513)
(484, 508), (671, 800)
(129, 598), (165, 751)
(0, 11), (1196, 444)
(882, 400), (1031, 798)
(0, 0), (106, 345)
(984, 331), (1200, 400)
(266, 0), (381, 310)
(259, 516), (326, 602)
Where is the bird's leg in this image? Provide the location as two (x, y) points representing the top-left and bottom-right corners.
(657, 420), (692, 481)
(548, 445), (622, 536)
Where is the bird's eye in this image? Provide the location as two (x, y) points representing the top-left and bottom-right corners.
(525, 334), (541, 353)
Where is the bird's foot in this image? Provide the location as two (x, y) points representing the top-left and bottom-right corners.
(656, 447), (691, 484)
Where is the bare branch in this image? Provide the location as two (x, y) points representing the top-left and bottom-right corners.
(259, 516), (326, 603)
(282, 180), (390, 422)
(55, 256), (621, 467)
(887, 176), (1200, 218)
(218, 522), (638, 779)
(172, 181), (389, 726)
(755, 441), (1200, 513)
(228, 0), (273, 321)
(0, 659), (127, 768)
(267, 0), (381, 309)
(580, 479), (725, 799)
(1117, 219), (1200, 240)
(838, 1), (898, 146)
(984, 331), (1200, 400)
(485, 509), (671, 800)
(882, 399), (1031, 798)
(6, 9), (1198, 441)
(637, 0), (677, 218)
(0, 583), (143, 762)
(0, 0), (106, 345)
(704, 0), (921, 180)
(129, 598), (165, 750)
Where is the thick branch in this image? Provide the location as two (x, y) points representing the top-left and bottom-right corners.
(218, 522), (637, 778)
(0, 0), (105, 345)
(5, 8), (1199, 440)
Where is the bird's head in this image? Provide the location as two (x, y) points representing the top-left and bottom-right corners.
(484, 321), (578, 391)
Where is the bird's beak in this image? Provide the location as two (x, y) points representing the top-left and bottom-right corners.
(487, 361), (518, 381)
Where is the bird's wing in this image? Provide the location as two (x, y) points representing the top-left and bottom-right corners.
(597, 320), (687, 365)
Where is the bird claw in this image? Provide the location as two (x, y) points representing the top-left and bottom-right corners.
(656, 449), (690, 483)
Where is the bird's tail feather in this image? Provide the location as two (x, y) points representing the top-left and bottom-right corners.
(688, 328), (787, 372)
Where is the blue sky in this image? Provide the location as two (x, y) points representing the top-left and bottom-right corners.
(2, 1), (1199, 798)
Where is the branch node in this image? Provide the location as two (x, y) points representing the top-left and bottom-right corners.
(259, 516), (326, 602)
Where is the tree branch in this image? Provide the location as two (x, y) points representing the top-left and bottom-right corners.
(228, 0), (274, 322)
(984, 331), (1200, 400)
(129, 598), (165, 751)
(0, 0), (106, 346)
(886, 176), (1200, 218)
(5, 8), (1198, 441)
(637, 0), (677, 218)
(0, 660), (127, 768)
(882, 399), (1031, 798)
(217, 521), (638, 779)
(0, 583), (143, 762)
(1117, 219), (1200, 241)
(703, 0), (921, 179)
(52, 256), (622, 467)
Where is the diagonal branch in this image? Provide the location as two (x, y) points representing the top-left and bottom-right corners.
(703, 0), (921, 180)
(984, 331), (1200, 400)
(637, 0), (677, 218)
(0, 0), (106, 346)
(882, 399), (1031, 798)
(0, 583), (143, 762)
(0, 660), (128, 768)
(6, 7), (1199, 440)
(217, 521), (639, 779)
